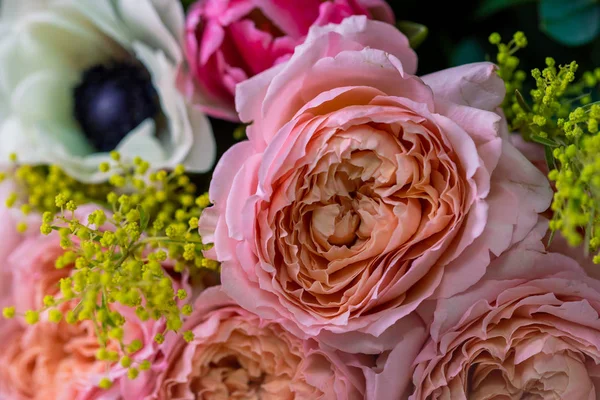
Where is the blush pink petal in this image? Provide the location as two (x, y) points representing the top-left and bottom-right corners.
(361, 313), (428, 400)
(422, 63), (506, 111)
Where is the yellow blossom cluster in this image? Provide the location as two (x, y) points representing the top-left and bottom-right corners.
(491, 33), (600, 260)
(1, 152), (216, 387)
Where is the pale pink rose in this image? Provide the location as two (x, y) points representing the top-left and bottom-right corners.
(182, 0), (394, 120)
(199, 16), (552, 348)
(0, 210), (161, 400)
(0, 180), (42, 310)
(148, 286), (367, 399)
(411, 228), (600, 399)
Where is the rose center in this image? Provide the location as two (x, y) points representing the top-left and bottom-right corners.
(73, 62), (160, 153)
(247, 9), (284, 37)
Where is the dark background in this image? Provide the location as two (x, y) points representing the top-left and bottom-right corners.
(388, 0), (600, 75)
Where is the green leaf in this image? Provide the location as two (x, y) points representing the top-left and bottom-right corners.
(544, 143), (557, 171)
(515, 90), (531, 112)
(475, 0), (537, 19)
(139, 206), (149, 231)
(396, 21), (429, 49)
(539, 0), (600, 46)
(531, 135), (559, 147)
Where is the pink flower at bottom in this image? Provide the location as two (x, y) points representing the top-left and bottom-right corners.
(0, 209), (161, 400)
(410, 227), (600, 399)
(148, 287), (368, 399)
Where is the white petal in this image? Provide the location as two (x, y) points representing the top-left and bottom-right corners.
(17, 7), (123, 70)
(11, 69), (75, 122)
(134, 42), (216, 173)
(38, 120), (95, 157)
(115, 0), (182, 62)
(182, 105), (216, 172)
(0, 117), (44, 164)
(116, 118), (167, 162)
(147, 0), (185, 46)
(72, 0), (133, 47)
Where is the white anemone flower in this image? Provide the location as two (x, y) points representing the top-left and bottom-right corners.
(0, 0), (216, 182)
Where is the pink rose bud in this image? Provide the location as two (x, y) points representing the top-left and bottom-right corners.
(183, 0), (394, 120)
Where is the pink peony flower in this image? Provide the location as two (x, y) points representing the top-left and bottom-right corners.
(183, 0), (394, 120)
(410, 227), (600, 399)
(0, 208), (161, 400)
(148, 286), (367, 399)
(199, 16), (552, 348)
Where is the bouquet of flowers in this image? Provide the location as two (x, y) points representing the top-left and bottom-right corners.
(1, 0), (600, 399)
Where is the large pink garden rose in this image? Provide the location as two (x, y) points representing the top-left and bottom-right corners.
(200, 15), (553, 345)
(148, 286), (366, 399)
(410, 227), (600, 399)
(199, 16), (552, 347)
(183, 0), (394, 120)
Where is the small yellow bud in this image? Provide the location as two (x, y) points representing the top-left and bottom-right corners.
(174, 164), (185, 176)
(66, 311), (77, 324)
(98, 378), (113, 390)
(109, 175), (126, 187)
(5, 193), (17, 208)
(43, 295), (55, 307)
(127, 339), (143, 353)
(177, 289), (188, 300)
(48, 309), (62, 323)
(110, 151), (121, 161)
(488, 32), (501, 45)
(181, 304), (193, 316)
(66, 200), (77, 212)
(25, 310), (39, 325)
(127, 368), (140, 380)
(121, 356), (132, 368)
(2, 306), (15, 319)
(139, 360), (151, 371)
(154, 333), (165, 344)
(167, 316), (183, 331)
(55, 193), (67, 208)
(16, 222), (27, 233)
(9, 153), (17, 162)
(99, 162), (110, 172)
(183, 331), (194, 343)
(108, 327), (124, 341)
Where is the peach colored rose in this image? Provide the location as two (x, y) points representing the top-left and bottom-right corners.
(149, 286), (367, 400)
(410, 227), (600, 399)
(0, 211), (161, 400)
(182, 0), (394, 120)
(199, 16), (552, 348)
